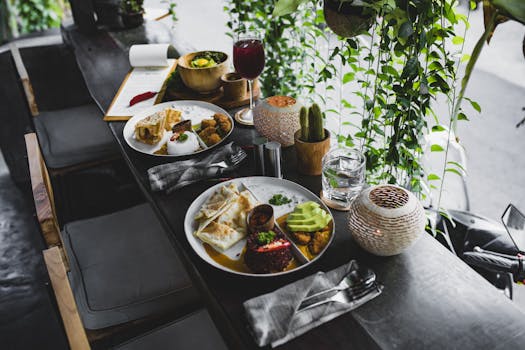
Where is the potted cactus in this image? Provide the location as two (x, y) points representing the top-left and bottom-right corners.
(294, 103), (331, 175)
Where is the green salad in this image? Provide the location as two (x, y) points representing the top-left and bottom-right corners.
(190, 51), (226, 68)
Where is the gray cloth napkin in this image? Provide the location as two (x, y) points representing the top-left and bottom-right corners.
(148, 142), (246, 194)
(244, 261), (382, 348)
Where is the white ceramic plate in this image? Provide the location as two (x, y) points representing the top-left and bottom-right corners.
(184, 176), (335, 277)
(123, 100), (234, 157)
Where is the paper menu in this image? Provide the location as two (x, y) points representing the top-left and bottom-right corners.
(104, 44), (177, 121)
(129, 44), (177, 67)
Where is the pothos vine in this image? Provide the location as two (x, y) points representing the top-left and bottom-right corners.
(226, 0), (475, 212)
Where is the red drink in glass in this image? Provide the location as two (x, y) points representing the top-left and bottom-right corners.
(233, 39), (265, 80)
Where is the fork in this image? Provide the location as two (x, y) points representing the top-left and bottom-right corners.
(209, 148), (247, 168)
(299, 265), (376, 307)
(296, 282), (381, 313)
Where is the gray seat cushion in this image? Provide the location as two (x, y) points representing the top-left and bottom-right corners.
(62, 204), (198, 330)
(115, 309), (228, 350)
(34, 104), (118, 169)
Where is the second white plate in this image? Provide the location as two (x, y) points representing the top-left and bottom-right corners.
(123, 100), (234, 157)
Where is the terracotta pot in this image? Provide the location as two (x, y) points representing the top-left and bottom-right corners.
(253, 96), (302, 147)
(177, 51), (229, 94)
(294, 129), (331, 175)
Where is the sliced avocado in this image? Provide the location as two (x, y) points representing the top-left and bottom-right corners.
(286, 201), (331, 232)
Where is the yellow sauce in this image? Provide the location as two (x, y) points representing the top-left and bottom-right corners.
(203, 243), (300, 274)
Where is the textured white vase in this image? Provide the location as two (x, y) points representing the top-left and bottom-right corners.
(348, 185), (426, 256)
(253, 96), (302, 147)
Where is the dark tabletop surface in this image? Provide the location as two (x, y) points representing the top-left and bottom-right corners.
(62, 21), (525, 350)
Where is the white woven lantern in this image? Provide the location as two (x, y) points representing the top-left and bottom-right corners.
(253, 96), (302, 147)
(348, 185), (426, 256)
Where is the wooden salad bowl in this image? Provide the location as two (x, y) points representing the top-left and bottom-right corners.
(177, 51), (229, 94)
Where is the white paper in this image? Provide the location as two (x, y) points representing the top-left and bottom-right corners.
(129, 44), (176, 67)
(105, 59), (176, 117)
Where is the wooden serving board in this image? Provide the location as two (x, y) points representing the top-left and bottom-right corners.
(164, 79), (260, 109)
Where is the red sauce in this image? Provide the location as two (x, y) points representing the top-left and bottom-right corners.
(249, 211), (270, 227)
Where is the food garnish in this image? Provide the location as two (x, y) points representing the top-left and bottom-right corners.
(257, 230), (276, 245)
(178, 133), (189, 142)
(129, 91), (157, 106)
(269, 194), (292, 206)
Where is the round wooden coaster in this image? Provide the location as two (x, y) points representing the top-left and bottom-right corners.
(234, 108), (254, 126)
(320, 191), (351, 211)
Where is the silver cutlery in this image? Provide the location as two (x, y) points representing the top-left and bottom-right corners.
(300, 265), (376, 306)
(209, 148), (247, 168)
(296, 281), (381, 313)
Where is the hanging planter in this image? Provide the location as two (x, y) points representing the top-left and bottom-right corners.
(323, 0), (375, 38)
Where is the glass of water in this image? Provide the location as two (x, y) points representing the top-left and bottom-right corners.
(322, 147), (366, 207)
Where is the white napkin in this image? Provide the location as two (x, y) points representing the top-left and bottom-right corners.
(243, 261), (382, 348)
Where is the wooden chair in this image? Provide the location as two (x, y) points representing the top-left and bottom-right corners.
(44, 246), (227, 350)
(6, 42), (143, 224)
(25, 132), (203, 345)
(10, 43), (120, 172)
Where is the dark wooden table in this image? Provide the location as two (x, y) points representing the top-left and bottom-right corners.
(63, 22), (525, 349)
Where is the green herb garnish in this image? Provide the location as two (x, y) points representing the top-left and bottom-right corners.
(269, 194), (292, 206)
(257, 230), (276, 245)
(178, 133), (189, 142)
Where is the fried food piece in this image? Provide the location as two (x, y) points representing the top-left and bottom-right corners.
(206, 133), (221, 146)
(198, 126), (222, 146)
(214, 113), (232, 133)
(309, 229), (331, 255)
(292, 231), (311, 245)
(153, 143), (168, 155)
(201, 118), (217, 129)
(198, 126), (217, 138)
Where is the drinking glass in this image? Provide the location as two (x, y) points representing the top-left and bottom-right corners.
(322, 147), (366, 207)
(233, 30), (265, 122)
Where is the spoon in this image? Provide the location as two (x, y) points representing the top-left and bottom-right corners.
(298, 263), (376, 309)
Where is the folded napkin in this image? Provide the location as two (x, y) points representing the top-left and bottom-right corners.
(148, 142), (246, 194)
(244, 261), (382, 348)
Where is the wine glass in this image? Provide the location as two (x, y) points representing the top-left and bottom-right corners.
(233, 30), (265, 123)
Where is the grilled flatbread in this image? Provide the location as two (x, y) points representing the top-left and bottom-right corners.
(195, 221), (243, 251)
(135, 111), (166, 145)
(164, 108), (182, 131)
(194, 185), (258, 251)
(194, 183), (239, 221)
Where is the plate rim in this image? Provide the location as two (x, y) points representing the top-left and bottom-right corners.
(123, 100), (234, 157)
(184, 176), (335, 277)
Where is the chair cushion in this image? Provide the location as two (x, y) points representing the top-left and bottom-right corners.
(62, 204), (198, 330)
(34, 104), (118, 169)
(115, 309), (228, 350)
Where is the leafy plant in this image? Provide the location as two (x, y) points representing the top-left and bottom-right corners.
(121, 0), (144, 14)
(169, 1), (178, 23)
(14, 0), (63, 34)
